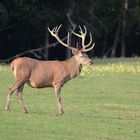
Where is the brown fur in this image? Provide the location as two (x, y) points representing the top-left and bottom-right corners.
(5, 51), (92, 115)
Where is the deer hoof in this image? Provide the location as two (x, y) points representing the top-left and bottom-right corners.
(5, 108), (11, 112)
(23, 110), (28, 114)
(56, 111), (64, 116)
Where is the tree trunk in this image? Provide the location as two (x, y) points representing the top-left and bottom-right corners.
(66, 2), (76, 58)
(121, 0), (128, 57)
(44, 30), (49, 60)
(66, 32), (72, 58)
(0, 2), (8, 28)
(102, 31), (107, 58)
(110, 22), (121, 57)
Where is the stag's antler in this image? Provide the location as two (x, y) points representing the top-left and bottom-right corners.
(70, 25), (95, 52)
(48, 25), (78, 52)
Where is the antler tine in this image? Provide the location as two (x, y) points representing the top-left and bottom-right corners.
(82, 42), (95, 52)
(83, 25), (87, 34)
(84, 33), (92, 48)
(56, 24), (62, 33)
(70, 25), (94, 52)
(52, 26), (57, 32)
(70, 25), (86, 47)
(48, 24), (61, 35)
(48, 24), (78, 51)
(48, 27), (54, 36)
(70, 25), (86, 37)
(81, 32), (95, 52)
(79, 25), (83, 34)
(70, 29), (80, 38)
(79, 25), (87, 35)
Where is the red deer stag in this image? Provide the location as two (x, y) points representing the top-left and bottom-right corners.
(5, 25), (95, 115)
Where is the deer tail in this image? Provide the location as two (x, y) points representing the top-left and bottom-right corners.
(10, 60), (15, 72)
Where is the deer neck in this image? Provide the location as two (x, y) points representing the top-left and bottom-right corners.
(63, 56), (82, 79)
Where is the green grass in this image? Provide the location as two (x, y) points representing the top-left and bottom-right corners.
(0, 58), (140, 140)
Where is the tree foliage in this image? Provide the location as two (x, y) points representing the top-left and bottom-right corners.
(0, 0), (140, 61)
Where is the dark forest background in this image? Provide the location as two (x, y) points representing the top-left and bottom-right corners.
(0, 0), (140, 62)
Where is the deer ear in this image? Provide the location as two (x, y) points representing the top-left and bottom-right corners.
(72, 49), (79, 55)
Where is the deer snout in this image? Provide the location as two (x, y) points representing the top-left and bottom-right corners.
(89, 60), (93, 64)
(90, 60), (93, 64)
(87, 59), (93, 65)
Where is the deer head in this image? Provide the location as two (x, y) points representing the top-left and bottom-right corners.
(48, 24), (95, 65)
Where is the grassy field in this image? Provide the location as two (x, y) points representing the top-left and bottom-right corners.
(0, 58), (140, 140)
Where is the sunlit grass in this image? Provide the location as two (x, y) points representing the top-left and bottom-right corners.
(0, 58), (140, 140)
(81, 57), (140, 77)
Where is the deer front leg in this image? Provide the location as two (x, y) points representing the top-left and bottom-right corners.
(54, 84), (64, 115)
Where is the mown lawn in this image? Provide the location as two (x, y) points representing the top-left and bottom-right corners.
(0, 58), (140, 140)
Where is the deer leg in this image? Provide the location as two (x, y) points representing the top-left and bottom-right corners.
(5, 80), (24, 112)
(17, 85), (28, 113)
(54, 85), (64, 115)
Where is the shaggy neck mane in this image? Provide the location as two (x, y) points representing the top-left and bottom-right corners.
(63, 56), (82, 79)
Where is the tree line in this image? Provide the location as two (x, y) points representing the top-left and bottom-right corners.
(0, 0), (140, 62)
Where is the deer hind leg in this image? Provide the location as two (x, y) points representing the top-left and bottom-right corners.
(17, 85), (28, 113)
(5, 80), (25, 112)
(54, 84), (64, 115)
